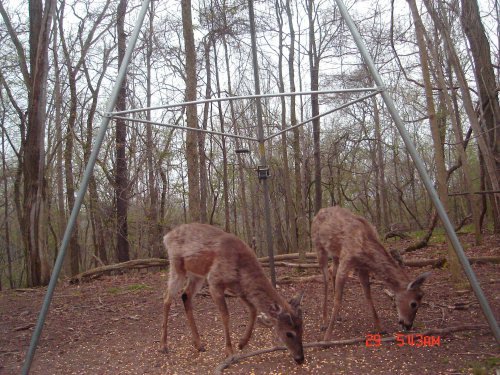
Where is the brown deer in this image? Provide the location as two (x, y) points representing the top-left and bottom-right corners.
(160, 223), (304, 364)
(311, 206), (431, 341)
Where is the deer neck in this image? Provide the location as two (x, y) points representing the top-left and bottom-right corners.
(362, 242), (410, 292)
(243, 268), (290, 314)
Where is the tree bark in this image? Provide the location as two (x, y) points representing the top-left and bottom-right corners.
(181, 0), (201, 222)
(276, 0), (297, 254)
(145, 0), (162, 257)
(460, 0), (500, 232)
(115, 0), (130, 262)
(423, 0), (500, 234)
(307, 0), (322, 214)
(407, 0), (461, 282)
(21, 0), (55, 286)
(285, 0), (307, 258)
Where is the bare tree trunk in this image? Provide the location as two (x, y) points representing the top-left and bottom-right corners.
(423, 0), (500, 233)
(212, 41), (230, 232)
(145, 0), (162, 257)
(1, 90), (13, 288)
(276, 0), (297, 254)
(181, 0), (201, 222)
(200, 38), (211, 224)
(59, 2), (81, 275)
(221, 35), (252, 245)
(116, 0), (130, 262)
(460, 0), (500, 232)
(307, 0), (322, 214)
(21, 0), (55, 286)
(51, 16), (69, 275)
(407, 0), (461, 282)
(425, 17), (481, 244)
(285, 0), (307, 258)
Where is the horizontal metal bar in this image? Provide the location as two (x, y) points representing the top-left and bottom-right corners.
(112, 115), (259, 142)
(265, 90), (381, 141)
(107, 87), (380, 117)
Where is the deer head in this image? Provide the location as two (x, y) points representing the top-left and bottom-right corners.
(395, 272), (431, 331)
(261, 293), (304, 364)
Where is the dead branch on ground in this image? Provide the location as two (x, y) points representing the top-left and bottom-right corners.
(213, 325), (487, 374)
(69, 258), (169, 284)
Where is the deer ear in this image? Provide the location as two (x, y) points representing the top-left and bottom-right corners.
(257, 312), (274, 328)
(407, 271), (431, 291)
(289, 291), (304, 309)
(268, 303), (283, 319)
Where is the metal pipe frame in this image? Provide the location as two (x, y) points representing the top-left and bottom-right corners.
(107, 87), (380, 117)
(22, 2), (498, 374)
(111, 115), (259, 142)
(334, 0), (499, 343)
(265, 90), (381, 141)
(111, 90), (381, 144)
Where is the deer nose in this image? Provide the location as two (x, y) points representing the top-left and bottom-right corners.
(399, 320), (412, 331)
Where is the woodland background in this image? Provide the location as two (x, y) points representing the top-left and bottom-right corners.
(0, 0), (499, 288)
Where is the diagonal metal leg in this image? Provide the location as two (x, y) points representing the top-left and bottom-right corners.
(333, 0), (499, 343)
(20, 1), (152, 373)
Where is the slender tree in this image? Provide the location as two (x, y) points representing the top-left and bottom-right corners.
(116, 0), (130, 262)
(181, 0), (201, 222)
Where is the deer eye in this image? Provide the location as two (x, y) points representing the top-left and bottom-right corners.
(286, 332), (296, 339)
(410, 301), (418, 309)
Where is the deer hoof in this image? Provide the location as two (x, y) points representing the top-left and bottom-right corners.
(158, 346), (168, 354)
(237, 339), (248, 350)
(193, 341), (206, 352)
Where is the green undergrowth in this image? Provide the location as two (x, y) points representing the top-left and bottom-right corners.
(466, 356), (500, 375)
(107, 283), (152, 295)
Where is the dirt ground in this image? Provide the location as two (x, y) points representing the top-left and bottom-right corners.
(1, 233), (499, 375)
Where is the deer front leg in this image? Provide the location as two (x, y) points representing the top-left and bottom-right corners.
(238, 296), (257, 350)
(209, 284), (234, 357)
(324, 263), (348, 341)
(317, 249), (330, 331)
(160, 295), (173, 353)
(358, 270), (383, 333)
(182, 276), (206, 352)
(161, 269), (186, 353)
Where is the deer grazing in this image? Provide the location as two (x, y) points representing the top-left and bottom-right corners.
(311, 206), (431, 341)
(160, 223), (304, 364)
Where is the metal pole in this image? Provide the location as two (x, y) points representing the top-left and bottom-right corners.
(20, 1), (151, 373)
(266, 90), (380, 141)
(111, 115), (259, 142)
(334, 0), (500, 343)
(109, 87), (379, 116)
(247, 0), (276, 287)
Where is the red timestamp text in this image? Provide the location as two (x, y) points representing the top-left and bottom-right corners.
(396, 333), (441, 347)
(365, 333), (441, 348)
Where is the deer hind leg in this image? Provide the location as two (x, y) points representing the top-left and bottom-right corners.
(209, 283), (234, 357)
(324, 262), (349, 341)
(161, 263), (186, 353)
(358, 270), (383, 333)
(181, 275), (206, 352)
(237, 295), (257, 350)
(317, 248), (330, 331)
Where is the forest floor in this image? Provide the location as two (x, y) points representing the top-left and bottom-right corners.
(0, 232), (499, 375)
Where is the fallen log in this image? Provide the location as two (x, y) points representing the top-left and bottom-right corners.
(262, 256), (500, 269)
(70, 254), (499, 285)
(257, 252), (316, 262)
(69, 258), (169, 284)
(213, 324), (487, 374)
